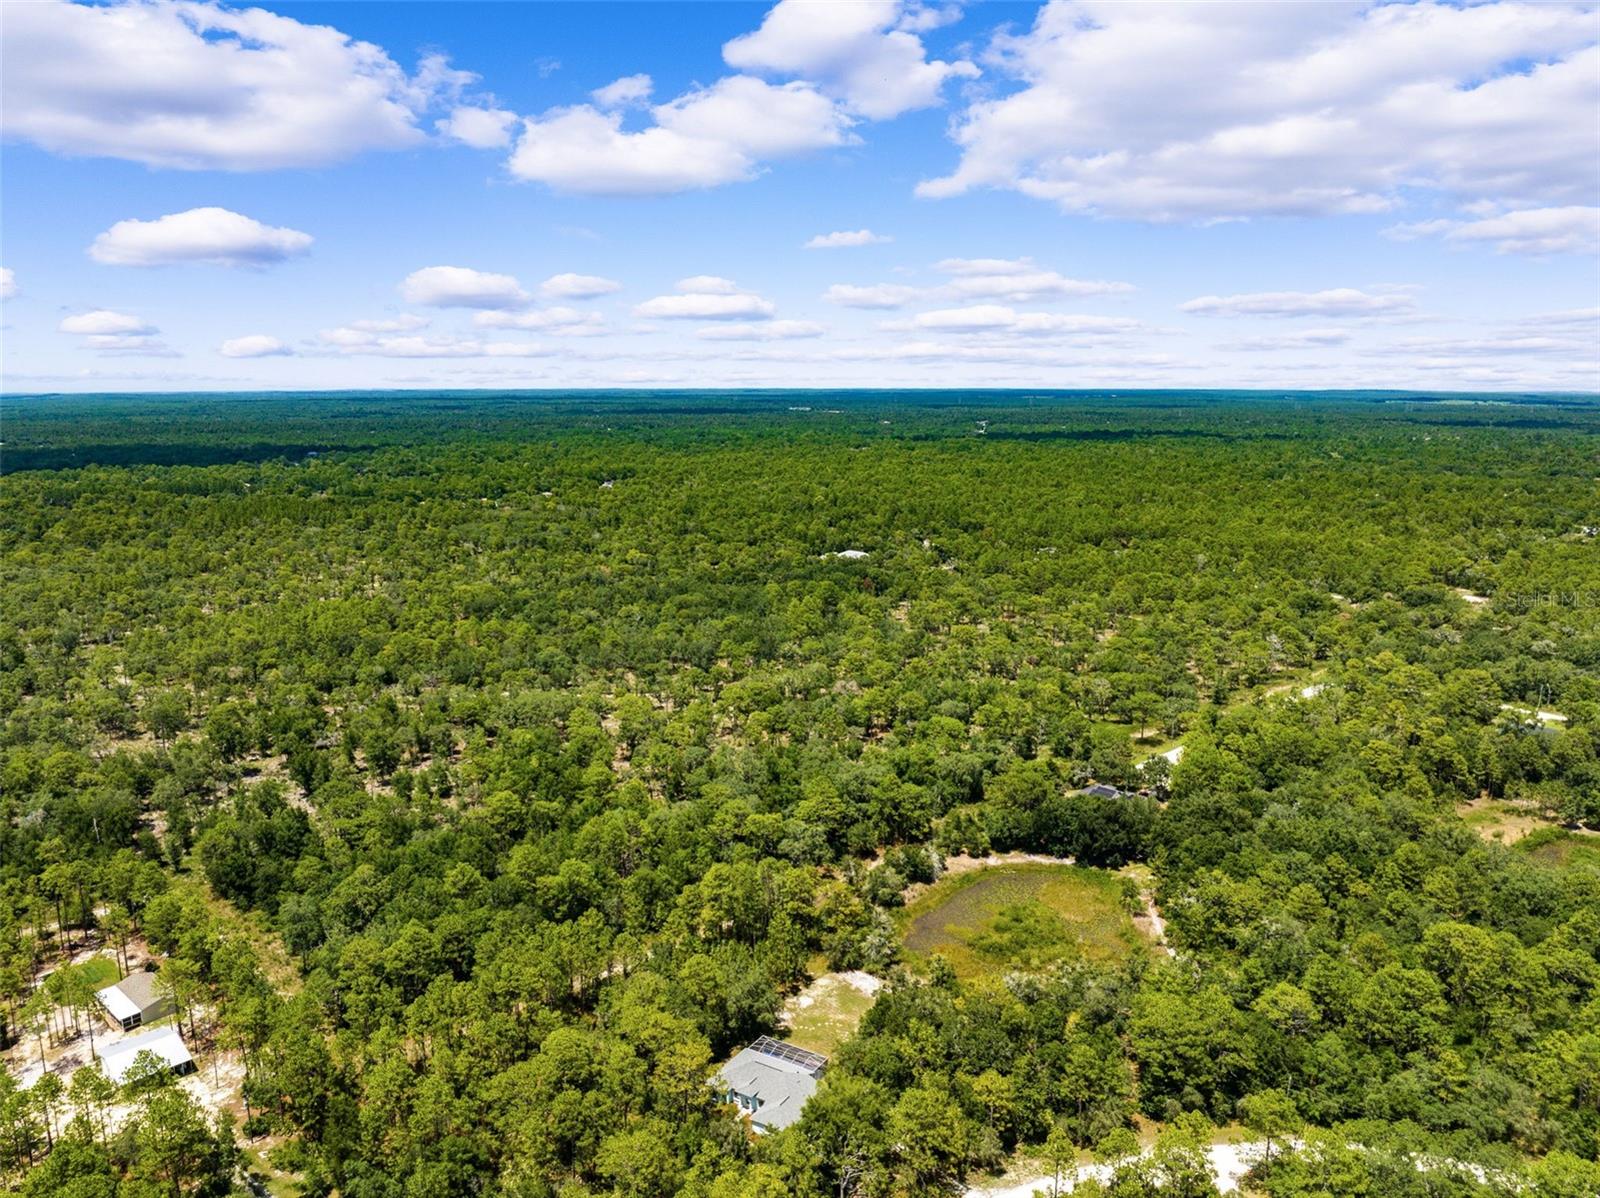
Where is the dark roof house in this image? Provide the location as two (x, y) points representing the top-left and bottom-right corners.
(1083, 783), (1126, 799)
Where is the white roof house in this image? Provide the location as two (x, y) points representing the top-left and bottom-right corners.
(96, 982), (143, 1027)
(95, 970), (171, 1031)
(97, 1025), (195, 1084)
(714, 1037), (826, 1133)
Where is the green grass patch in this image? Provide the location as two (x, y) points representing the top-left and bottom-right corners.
(1460, 802), (1518, 832)
(898, 863), (1143, 979)
(76, 956), (120, 989)
(1136, 734), (1185, 761)
(1519, 828), (1600, 872)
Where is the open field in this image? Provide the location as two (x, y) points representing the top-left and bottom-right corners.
(1458, 797), (1550, 845)
(899, 863), (1142, 978)
(782, 970), (882, 1056)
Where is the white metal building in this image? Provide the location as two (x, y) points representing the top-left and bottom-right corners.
(97, 1025), (195, 1084)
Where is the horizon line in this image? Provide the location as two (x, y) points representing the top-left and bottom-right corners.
(7, 386), (1599, 401)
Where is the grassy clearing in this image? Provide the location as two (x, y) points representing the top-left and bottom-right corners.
(783, 974), (879, 1056)
(76, 955), (120, 989)
(1135, 731), (1185, 757)
(1519, 829), (1600, 873)
(1458, 797), (1549, 845)
(899, 863), (1142, 979)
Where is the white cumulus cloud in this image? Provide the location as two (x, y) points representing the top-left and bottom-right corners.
(1, 0), (456, 170)
(1512, 306), (1600, 330)
(1180, 288), (1418, 318)
(59, 310), (156, 335)
(676, 276), (742, 295)
(0, 268), (15, 300)
(824, 257), (1134, 311)
(1219, 328), (1355, 351)
(921, 1), (1600, 223)
(724, 0), (976, 119)
(89, 207), (313, 267)
(540, 273), (623, 299)
(319, 326), (383, 348)
(509, 106), (746, 193)
(220, 334), (293, 358)
(59, 309), (174, 356)
(498, 1), (972, 197)
(80, 335), (180, 357)
(509, 75), (853, 195)
(635, 277), (776, 320)
(1367, 333), (1592, 357)
(1386, 206), (1600, 256)
(806, 229), (891, 249)
(401, 266), (530, 308)
(438, 105), (518, 149)
(592, 74), (653, 109)
(347, 315), (430, 333)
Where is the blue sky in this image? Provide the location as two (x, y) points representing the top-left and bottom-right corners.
(2, 0), (1597, 392)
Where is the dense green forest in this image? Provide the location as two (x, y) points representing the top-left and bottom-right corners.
(3, 390), (1599, 1197)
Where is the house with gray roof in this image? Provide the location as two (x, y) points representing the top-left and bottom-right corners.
(1081, 783), (1127, 800)
(95, 969), (171, 1032)
(713, 1036), (826, 1133)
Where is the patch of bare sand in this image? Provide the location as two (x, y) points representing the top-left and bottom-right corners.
(781, 970), (884, 1055)
(786, 970), (881, 1012)
(1458, 796), (1545, 845)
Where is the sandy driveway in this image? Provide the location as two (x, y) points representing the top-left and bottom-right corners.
(966, 1141), (1260, 1197)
